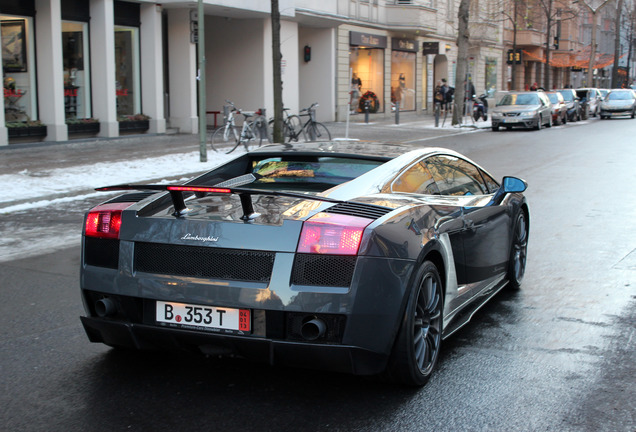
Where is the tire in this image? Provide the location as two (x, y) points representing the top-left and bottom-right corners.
(554, 115), (561, 126)
(285, 115), (302, 141)
(535, 115), (542, 130)
(492, 125), (499, 131)
(210, 125), (240, 152)
(507, 209), (528, 290)
(302, 122), (331, 142)
(473, 110), (480, 121)
(387, 261), (443, 386)
(546, 114), (552, 128)
(242, 121), (264, 152)
(562, 113), (567, 125)
(631, 109), (635, 119)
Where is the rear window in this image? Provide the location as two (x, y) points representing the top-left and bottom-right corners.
(498, 93), (539, 106)
(250, 157), (383, 191)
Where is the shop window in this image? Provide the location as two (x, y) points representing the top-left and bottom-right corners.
(485, 58), (497, 97)
(391, 51), (416, 111)
(62, 21), (91, 119)
(349, 47), (384, 114)
(114, 25), (141, 117)
(2, 15), (37, 122)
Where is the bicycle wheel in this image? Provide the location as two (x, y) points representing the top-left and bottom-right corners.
(302, 122), (331, 142)
(285, 115), (302, 142)
(241, 122), (263, 152)
(210, 125), (240, 152)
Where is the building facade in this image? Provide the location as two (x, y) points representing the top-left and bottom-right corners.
(1, 0), (509, 146)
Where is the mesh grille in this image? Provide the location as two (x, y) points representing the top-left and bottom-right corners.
(106, 192), (156, 204)
(324, 202), (392, 219)
(134, 242), (274, 282)
(292, 254), (357, 287)
(84, 237), (119, 269)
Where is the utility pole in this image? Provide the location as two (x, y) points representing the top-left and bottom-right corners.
(197, 0), (207, 162)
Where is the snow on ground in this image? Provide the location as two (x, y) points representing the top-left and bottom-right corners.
(0, 150), (238, 213)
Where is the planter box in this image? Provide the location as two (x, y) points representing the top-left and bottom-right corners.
(68, 122), (100, 135)
(119, 120), (149, 133)
(8, 125), (47, 138)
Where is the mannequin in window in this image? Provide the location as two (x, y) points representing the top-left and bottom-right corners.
(351, 72), (362, 113)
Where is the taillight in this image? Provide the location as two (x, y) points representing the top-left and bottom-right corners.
(297, 213), (373, 255)
(85, 202), (133, 239)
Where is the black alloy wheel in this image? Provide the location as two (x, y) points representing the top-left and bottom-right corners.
(507, 210), (528, 290)
(388, 261), (443, 386)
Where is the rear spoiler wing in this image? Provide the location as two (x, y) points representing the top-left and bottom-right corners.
(96, 183), (346, 220)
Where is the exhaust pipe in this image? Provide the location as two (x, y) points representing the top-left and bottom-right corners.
(301, 318), (326, 341)
(95, 298), (116, 317)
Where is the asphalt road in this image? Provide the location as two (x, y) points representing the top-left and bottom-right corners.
(1, 115), (634, 431)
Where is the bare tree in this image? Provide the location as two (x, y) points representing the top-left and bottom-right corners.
(611, 0), (625, 87)
(271, 0), (283, 144)
(453, 0), (470, 125)
(576, 0), (612, 87)
(535, 0), (576, 89)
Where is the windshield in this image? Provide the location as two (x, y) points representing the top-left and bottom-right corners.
(497, 93), (540, 106)
(250, 157), (383, 191)
(547, 93), (560, 104)
(560, 91), (574, 102)
(607, 91), (634, 101)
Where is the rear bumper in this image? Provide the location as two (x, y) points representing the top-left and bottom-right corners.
(81, 315), (389, 375)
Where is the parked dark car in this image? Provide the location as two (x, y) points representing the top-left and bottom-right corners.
(599, 89), (636, 119)
(576, 88), (602, 118)
(80, 142), (529, 386)
(545, 91), (568, 125)
(490, 91), (552, 131)
(557, 89), (581, 121)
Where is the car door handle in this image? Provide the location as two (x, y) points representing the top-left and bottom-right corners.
(464, 219), (475, 230)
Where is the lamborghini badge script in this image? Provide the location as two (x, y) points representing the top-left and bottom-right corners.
(180, 233), (219, 243)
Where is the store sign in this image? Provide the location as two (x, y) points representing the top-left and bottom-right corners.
(64, 88), (78, 97)
(392, 38), (418, 52)
(421, 42), (439, 55)
(116, 89), (129, 96)
(350, 32), (387, 48)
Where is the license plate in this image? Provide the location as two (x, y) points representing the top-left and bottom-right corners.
(156, 301), (251, 333)
(503, 118), (518, 123)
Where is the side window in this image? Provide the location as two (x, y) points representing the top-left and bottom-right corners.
(392, 161), (441, 195)
(480, 169), (499, 193)
(425, 155), (487, 196)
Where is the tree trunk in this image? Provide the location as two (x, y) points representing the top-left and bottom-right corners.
(612, 0), (625, 87)
(453, 0), (470, 125)
(271, 0), (284, 144)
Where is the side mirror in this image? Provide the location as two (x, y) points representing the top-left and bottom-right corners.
(502, 176), (528, 193)
(488, 176), (527, 206)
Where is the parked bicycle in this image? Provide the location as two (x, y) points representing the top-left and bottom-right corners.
(291, 103), (331, 142)
(268, 108), (302, 143)
(210, 100), (268, 153)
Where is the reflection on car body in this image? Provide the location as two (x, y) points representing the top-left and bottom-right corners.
(80, 142), (529, 386)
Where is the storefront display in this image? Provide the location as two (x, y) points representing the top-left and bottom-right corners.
(349, 32), (386, 113)
(485, 58), (497, 97)
(391, 38), (418, 111)
(2, 15), (37, 123)
(115, 25), (141, 117)
(63, 21), (91, 120)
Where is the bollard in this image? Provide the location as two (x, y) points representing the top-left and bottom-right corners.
(435, 103), (439, 127)
(395, 101), (400, 125)
(364, 99), (370, 123)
